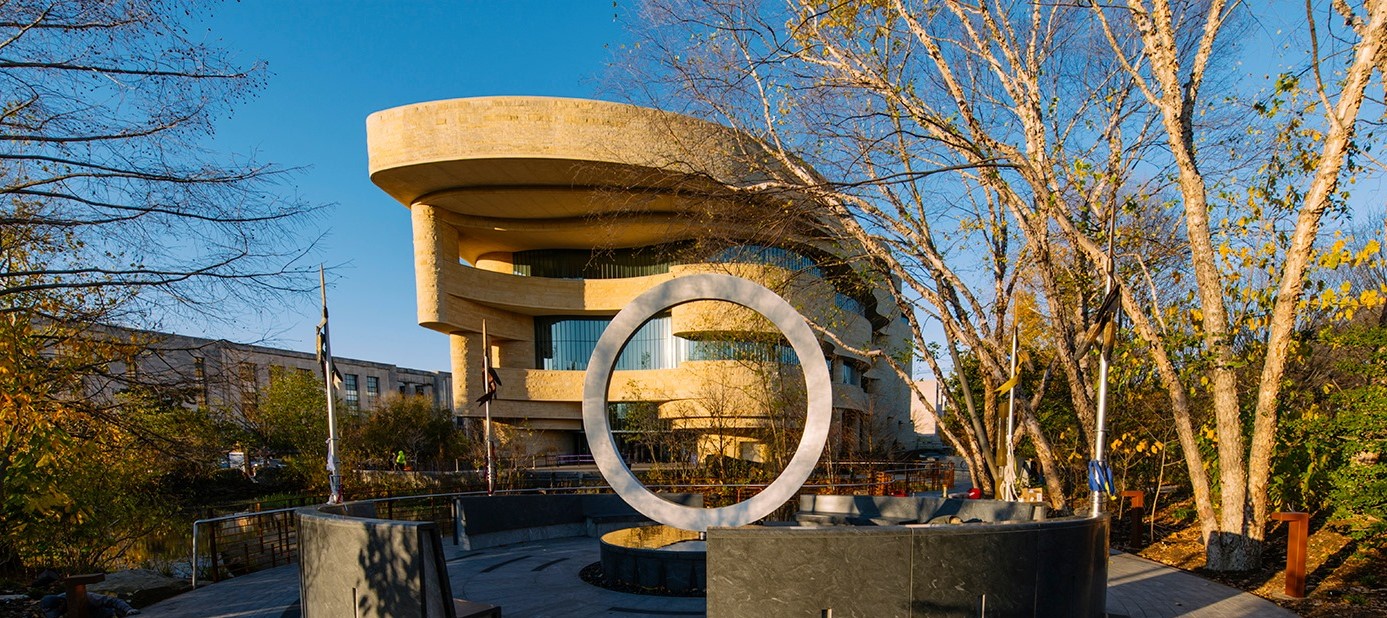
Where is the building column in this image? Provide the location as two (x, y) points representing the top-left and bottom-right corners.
(451, 331), (485, 420)
(411, 203), (459, 331)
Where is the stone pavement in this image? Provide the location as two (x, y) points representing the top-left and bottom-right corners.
(139, 536), (1298, 617)
(1105, 550), (1298, 618)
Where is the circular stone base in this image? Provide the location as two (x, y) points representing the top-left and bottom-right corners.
(596, 525), (706, 595)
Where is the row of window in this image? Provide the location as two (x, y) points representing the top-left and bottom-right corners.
(511, 243), (870, 317)
(535, 314), (796, 371)
(235, 362), (419, 409)
(534, 314), (868, 387)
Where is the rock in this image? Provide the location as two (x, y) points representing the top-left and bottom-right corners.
(87, 569), (191, 608)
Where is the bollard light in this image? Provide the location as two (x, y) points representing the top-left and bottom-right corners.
(1271, 511), (1310, 598)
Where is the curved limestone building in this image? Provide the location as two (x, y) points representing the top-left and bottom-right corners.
(366, 97), (909, 463)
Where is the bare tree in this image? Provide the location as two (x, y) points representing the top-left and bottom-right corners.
(621, 0), (1386, 570)
(1, 0), (321, 320)
(0, 0), (322, 571)
(1080, 0), (1387, 568)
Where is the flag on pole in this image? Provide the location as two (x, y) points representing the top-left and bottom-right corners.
(475, 365), (501, 405)
(317, 266), (343, 504)
(316, 306), (343, 389)
(1077, 286), (1121, 357)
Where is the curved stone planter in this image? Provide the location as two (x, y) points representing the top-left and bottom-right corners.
(707, 515), (1109, 618)
(599, 525), (706, 594)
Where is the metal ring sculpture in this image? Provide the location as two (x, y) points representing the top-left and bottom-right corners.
(582, 274), (832, 532)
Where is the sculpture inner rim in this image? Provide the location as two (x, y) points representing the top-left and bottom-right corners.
(581, 273), (833, 532)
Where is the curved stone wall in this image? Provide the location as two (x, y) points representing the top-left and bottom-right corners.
(370, 96), (912, 462)
(706, 516), (1109, 618)
(599, 525), (707, 594)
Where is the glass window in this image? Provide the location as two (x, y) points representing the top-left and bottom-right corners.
(535, 314), (805, 371)
(238, 362), (257, 395)
(834, 293), (866, 316)
(193, 357), (207, 406)
(344, 374), (359, 407)
(512, 242), (870, 316)
(535, 314), (686, 371)
(366, 376), (380, 398)
(514, 244), (683, 279)
(839, 361), (864, 387)
(686, 340), (798, 365)
(238, 362), (258, 413)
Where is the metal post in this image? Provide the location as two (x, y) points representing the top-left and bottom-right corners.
(453, 496), (463, 545)
(208, 522), (221, 582)
(1092, 211), (1118, 518)
(483, 321), (494, 496)
(190, 523), (200, 589)
(320, 267), (343, 504)
(1003, 328), (1019, 501)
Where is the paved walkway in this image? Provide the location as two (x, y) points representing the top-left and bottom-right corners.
(140, 537), (1296, 617)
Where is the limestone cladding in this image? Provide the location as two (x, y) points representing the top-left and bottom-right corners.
(367, 96), (910, 458)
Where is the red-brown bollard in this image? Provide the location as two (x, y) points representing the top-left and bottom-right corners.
(63, 573), (105, 618)
(1271, 511), (1310, 598)
(1120, 490), (1146, 547)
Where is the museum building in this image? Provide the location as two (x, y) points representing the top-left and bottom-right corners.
(366, 96), (911, 463)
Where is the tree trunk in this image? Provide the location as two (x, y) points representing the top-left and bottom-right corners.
(1206, 531), (1264, 572)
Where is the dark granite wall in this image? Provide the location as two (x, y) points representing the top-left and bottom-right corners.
(456, 492), (703, 535)
(298, 508), (455, 618)
(707, 516), (1108, 618)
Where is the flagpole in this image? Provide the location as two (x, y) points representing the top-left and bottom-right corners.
(1091, 211), (1118, 517)
(482, 320), (494, 496)
(1003, 327), (1019, 502)
(319, 267), (343, 504)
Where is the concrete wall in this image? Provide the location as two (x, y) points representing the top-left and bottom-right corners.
(706, 516), (1109, 618)
(298, 506), (453, 618)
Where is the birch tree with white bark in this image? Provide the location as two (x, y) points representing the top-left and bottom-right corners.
(620, 0), (1387, 570)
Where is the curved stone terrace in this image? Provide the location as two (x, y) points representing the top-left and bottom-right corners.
(145, 475), (1296, 618)
(142, 534), (1295, 618)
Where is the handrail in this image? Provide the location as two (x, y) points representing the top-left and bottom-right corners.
(190, 506), (300, 589)
(188, 461), (956, 588)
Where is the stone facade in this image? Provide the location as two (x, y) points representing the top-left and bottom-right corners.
(102, 326), (451, 415)
(366, 96), (909, 461)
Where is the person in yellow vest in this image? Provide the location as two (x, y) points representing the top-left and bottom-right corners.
(395, 449), (407, 471)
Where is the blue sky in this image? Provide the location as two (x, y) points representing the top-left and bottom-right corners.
(177, 2), (1383, 377)
(186, 2), (631, 371)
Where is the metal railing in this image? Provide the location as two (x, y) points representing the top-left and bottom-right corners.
(188, 460), (956, 588)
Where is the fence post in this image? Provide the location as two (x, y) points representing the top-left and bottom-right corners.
(191, 522), (200, 590)
(279, 512), (290, 565)
(208, 521), (221, 582)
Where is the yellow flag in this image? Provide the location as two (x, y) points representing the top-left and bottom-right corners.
(995, 373), (1019, 395)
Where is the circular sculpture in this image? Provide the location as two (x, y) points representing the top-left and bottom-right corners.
(582, 273), (833, 532)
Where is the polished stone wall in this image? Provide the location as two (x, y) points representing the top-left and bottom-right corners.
(455, 493), (703, 549)
(796, 494), (1047, 525)
(706, 516), (1109, 618)
(298, 507), (453, 618)
(600, 526), (707, 593)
